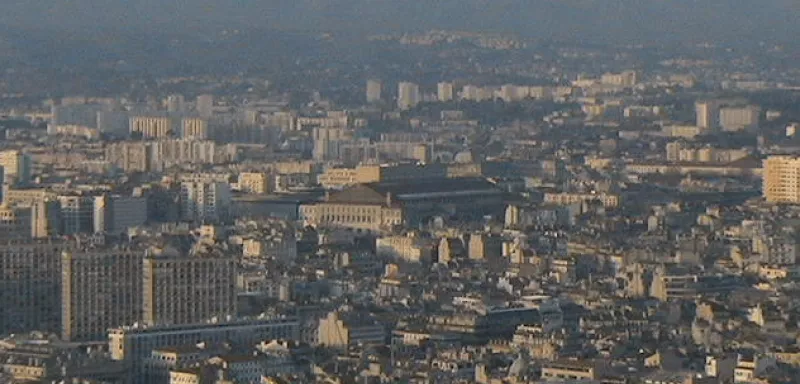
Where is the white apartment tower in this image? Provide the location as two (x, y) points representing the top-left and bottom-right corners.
(695, 100), (721, 132)
(763, 156), (800, 204)
(720, 105), (760, 132)
(366, 79), (382, 103)
(437, 82), (454, 102)
(181, 118), (209, 139)
(196, 94), (214, 118)
(312, 127), (351, 161)
(129, 116), (174, 138)
(180, 181), (232, 223)
(398, 82), (421, 110)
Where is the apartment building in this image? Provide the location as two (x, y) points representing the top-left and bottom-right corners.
(61, 246), (144, 341)
(763, 156), (800, 204)
(142, 249), (236, 327)
(0, 240), (66, 334)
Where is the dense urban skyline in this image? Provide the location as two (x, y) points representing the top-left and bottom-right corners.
(2, 1), (800, 383)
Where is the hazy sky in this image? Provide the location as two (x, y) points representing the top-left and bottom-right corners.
(0, 0), (797, 44)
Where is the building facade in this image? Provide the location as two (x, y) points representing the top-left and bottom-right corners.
(108, 317), (300, 375)
(93, 194), (148, 234)
(0, 205), (34, 240)
(366, 79), (382, 103)
(398, 82), (421, 110)
(130, 116), (175, 138)
(437, 82), (454, 102)
(181, 118), (209, 140)
(180, 181), (232, 223)
(0, 150), (32, 186)
(142, 252), (237, 327)
(301, 177), (504, 231)
(763, 156), (800, 204)
(237, 172), (270, 194)
(696, 100), (721, 132)
(61, 247), (144, 341)
(58, 195), (95, 235)
(0, 240), (65, 334)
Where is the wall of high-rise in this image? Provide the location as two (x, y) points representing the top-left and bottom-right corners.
(0, 240), (65, 335)
(61, 246), (144, 342)
(764, 156), (800, 204)
(142, 252), (237, 327)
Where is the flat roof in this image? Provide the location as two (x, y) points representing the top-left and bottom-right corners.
(366, 177), (499, 196)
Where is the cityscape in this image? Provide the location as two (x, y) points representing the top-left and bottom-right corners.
(1, 2), (800, 384)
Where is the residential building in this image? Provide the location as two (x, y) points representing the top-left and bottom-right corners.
(752, 234), (798, 265)
(97, 110), (130, 136)
(142, 247), (237, 326)
(376, 234), (435, 263)
(2, 190), (60, 237)
(763, 156), (800, 203)
(0, 205), (34, 240)
(108, 316), (300, 373)
(317, 167), (359, 189)
(600, 70), (638, 87)
(543, 192), (620, 209)
(58, 195), (95, 235)
(237, 172), (270, 194)
(0, 240), (65, 334)
(438, 82), (454, 102)
(143, 345), (217, 383)
(180, 181), (232, 223)
(696, 100), (722, 132)
(155, 139), (220, 168)
(398, 82), (421, 110)
(105, 141), (154, 172)
(468, 233), (502, 261)
(61, 246), (143, 341)
(312, 127), (352, 161)
(51, 103), (101, 129)
(181, 118), (209, 139)
(720, 105), (760, 132)
(242, 235), (297, 261)
(649, 268), (743, 301)
(366, 79), (382, 103)
(93, 194), (148, 234)
(166, 94), (185, 113)
(130, 116), (175, 138)
(296, 113), (349, 131)
(317, 310), (385, 349)
(0, 335), (127, 383)
(541, 360), (599, 381)
(0, 150), (32, 186)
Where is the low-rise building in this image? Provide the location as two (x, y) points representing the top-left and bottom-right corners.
(317, 310), (385, 349)
(376, 233), (435, 263)
(541, 360), (601, 381)
(543, 192), (620, 209)
(109, 316), (300, 377)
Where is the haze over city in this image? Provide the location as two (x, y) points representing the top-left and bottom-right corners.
(0, 1), (798, 44)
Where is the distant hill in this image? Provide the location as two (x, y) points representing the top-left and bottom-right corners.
(0, 0), (797, 46)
